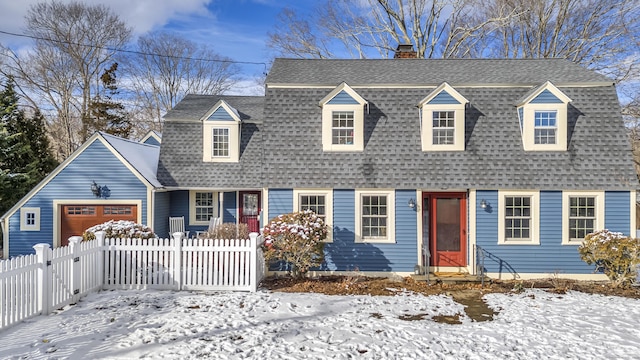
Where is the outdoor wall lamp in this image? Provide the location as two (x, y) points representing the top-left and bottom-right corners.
(91, 181), (102, 198)
(91, 181), (110, 198)
(480, 199), (488, 209)
(408, 198), (416, 209)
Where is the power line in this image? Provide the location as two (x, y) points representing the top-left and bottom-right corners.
(0, 29), (268, 70)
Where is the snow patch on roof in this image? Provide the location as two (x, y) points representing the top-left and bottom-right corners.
(100, 132), (161, 188)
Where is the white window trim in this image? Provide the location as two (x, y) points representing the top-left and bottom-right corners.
(562, 191), (604, 245)
(533, 110), (558, 145)
(189, 191), (219, 226)
(520, 103), (567, 151)
(211, 127), (230, 158)
(498, 190), (540, 245)
(20, 207), (40, 231)
(355, 189), (395, 244)
(320, 83), (367, 152)
(421, 105), (465, 151)
(322, 105), (364, 152)
(203, 124), (239, 162)
(293, 189), (333, 243)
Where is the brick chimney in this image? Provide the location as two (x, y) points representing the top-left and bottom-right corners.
(394, 44), (417, 59)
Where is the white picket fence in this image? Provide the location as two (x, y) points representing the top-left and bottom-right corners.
(0, 231), (265, 331)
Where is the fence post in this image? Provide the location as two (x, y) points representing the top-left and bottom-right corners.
(94, 231), (106, 289)
(69, 237), (82, 303)
(172, 233), (183, 290)
(33, 243), (51, 315)
(249, 232), (258, 292)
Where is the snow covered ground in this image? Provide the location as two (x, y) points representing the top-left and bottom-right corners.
(1, 288), (639, 359)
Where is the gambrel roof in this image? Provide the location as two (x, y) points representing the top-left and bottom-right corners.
(157, 59), (637, 191)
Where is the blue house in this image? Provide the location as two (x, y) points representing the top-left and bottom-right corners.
(158, 55), (637, 280)
(5, 53), (637, 281)
(1, 132), (161, 258)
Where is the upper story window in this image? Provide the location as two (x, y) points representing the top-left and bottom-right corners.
(211, 128), (230, 157)
(419, 82), (468, 152)
(202, 100), (241, 162)
(320, 82), (367, 152)
(516, 81), (571, 151)
(534, 111), (557, 144)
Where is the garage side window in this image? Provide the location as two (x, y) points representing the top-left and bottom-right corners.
(20, 207), (40, 231)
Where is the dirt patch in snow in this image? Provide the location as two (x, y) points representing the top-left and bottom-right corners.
(262, 275), (640, 323)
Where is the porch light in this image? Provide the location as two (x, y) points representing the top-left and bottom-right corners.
(91, 181), (101, 198)
(480, 199), (488, 209)
(408, 198), (416, 209)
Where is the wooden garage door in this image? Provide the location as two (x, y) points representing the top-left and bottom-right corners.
(60, 205), (138, 246)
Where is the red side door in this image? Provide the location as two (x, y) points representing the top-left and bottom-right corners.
(239, 191), (261, 233)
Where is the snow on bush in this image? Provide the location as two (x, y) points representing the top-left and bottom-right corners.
(578, 229), (640, 287)
(262, 210), (328, 278)
(83, 220), (156, 241)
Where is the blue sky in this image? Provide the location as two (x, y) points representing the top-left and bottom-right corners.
(0, 0), (315, 93)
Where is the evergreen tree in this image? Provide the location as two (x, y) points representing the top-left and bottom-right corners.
(88, 63), (132, 138)
(0, 78), (58, 217)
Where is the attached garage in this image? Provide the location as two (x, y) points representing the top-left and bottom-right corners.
(60, 204), (138, 246)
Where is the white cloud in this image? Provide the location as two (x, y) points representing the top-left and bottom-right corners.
(0, 0), (213, 47)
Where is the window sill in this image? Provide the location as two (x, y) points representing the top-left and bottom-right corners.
(498, 240), (540, 246)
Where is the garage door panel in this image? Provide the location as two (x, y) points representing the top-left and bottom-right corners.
(60, 205), (138, 246)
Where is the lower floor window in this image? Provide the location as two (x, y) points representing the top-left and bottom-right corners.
(20, 207), (40, 231)
(504, 196), (531, 241)
(191, 191), (217, 224)
(356, 190), (395, 243)
(568, 196), (596, 241)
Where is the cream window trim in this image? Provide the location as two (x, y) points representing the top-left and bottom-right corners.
(562, 191), (604, 245)
(520, 103), (567, 151)
(498, 190), (540, 245)
(293, 189), (333, 243)
(20, 207), (40, 231)
(355, 189), (395, 244)
(421, 105), (465, 151)
(189, 190), (219, 226)
(322, 105), (364, 152)
(203, 123), (240, 162)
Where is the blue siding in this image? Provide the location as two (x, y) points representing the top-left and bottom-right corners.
(517, 107), (524, 131)
(427, 90), (461, 105)
(530, 89), (563, 104)
(327, 90), (359, 105)
(267, 189), (293, 221)
(476, 190), (597, 276)
(207, 107), (234, 121)
(154, 192), (170, 238)
(143, 137), (160, 146)
(8, 140), (149, 257)
(323, 190), (417, 272)
(223, 192), (237, 224)
(605, 191), (630, 235)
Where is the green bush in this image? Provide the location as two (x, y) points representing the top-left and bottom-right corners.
(578, 229), (640, 288)
(262, 210), (328, 278)
(83, 220), (156, 241)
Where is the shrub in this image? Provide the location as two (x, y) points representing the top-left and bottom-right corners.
(262, 210), (328, 278)
(201, 223), (249, 239)
(578, 229), (640, 288)
(83, 220), (156, 241)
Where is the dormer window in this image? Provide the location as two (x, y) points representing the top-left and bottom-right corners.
(320, 83), (367, 152)
(516, 81), (571, 151)
(419, 82), (468, 151)
(202, 100), (241, 162)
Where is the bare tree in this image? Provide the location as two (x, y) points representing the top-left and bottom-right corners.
(1, 1), (131, 158)
(124, 31), (239, 133)
(268, 0), (510, 59)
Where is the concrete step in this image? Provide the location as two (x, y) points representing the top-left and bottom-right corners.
(411, 273), (489, 284)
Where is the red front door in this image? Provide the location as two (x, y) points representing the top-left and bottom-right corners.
(423, 192), (467, 267)
(239, 191), (261, 233)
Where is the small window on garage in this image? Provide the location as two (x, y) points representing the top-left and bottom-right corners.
(20, 207), (40, 231)
(104, 206), (133, 215)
